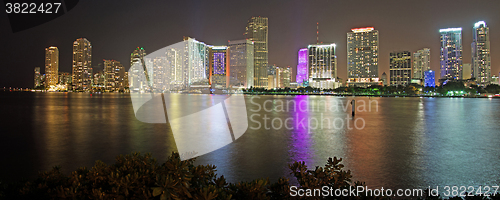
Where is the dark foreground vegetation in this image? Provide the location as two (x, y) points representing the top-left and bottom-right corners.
(0, 152), (498, 199)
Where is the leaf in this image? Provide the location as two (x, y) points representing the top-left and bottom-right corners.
(152, 187), (162, 197)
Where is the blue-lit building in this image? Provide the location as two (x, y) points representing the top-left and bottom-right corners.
(424, 70), (435, 87)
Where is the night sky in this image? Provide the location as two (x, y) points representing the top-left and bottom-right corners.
(1, 0), (499, 88)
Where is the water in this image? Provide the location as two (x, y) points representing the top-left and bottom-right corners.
(1, 92), (499, 191)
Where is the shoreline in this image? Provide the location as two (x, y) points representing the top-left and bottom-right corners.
(2, 90), (499, 98)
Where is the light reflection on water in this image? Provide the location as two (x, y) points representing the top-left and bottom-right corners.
(0, 92), (499, 190)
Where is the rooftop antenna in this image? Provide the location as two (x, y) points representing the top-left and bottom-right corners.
(316, 22), (319, 44)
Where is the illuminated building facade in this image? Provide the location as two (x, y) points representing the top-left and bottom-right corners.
(228, 39), (254, 88)
(58, 72), (71, 88)
(413, 48), (430, 81)
(104, 60), (124, 91)
(424, 70), (435, 87)
(440, 28), (462, 80)
(165, 47), (183, 90)
(93, 71), (105, 89)
(277, 66), (291, 88)
(34, 67), (42, 88)
(347, 27), (379, 82)
(245, 16), (268, 87)
(296, 48), (308, 85)
(129, 47), (146, 90)
(45, 46), (59, 88)
(128, 38), (210, 92)
(471, 21), (491, 85)
(152, 57), (167, 92)
(209, 46), (230, 89)
(389, 51), (412, 86)
(307, 43), (337, 89)
(72, 38), (92, 90)
(184, 37), (209, 86)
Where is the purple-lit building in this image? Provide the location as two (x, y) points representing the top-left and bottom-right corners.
(296, 48), (308, 85)
(209, 46), (230, 89)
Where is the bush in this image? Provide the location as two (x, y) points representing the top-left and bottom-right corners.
(0, 152), (498, 200)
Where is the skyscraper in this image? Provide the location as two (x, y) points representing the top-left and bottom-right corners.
(209, 46), (230, 89)
(228, 39), (254, 88)
(347, 27), (379, 82)
(389, 51), (412, 86)
(471, 21), (491, 85)
(184, 37), (210, 86)
(296, 48), (308, 85)
(72, 38), (92, 90)
(34, 67), (42, 88)
(104, 60), (123, 91)
(245, 16), (268, 87)
(131, 47), (146, 68)
(307, 43), (337, 89)
(45, 46), (59, 88)
(276, 66), (291, 88)
(413, 48), (430, 81)
(439, 28), (462, 80)
(130, 47), (146, 90)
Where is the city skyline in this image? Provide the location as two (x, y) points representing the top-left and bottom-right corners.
(1, 0), (500, 88)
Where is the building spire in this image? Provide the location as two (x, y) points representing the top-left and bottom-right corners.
(316, 22), (319, 44)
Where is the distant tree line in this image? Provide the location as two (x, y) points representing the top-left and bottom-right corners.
(244, 81), (500, 96)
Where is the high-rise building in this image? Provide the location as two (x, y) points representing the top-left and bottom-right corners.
(389, 51), (412, 86)
(245, 16), (268, 87)
(34, 67), (42, 88)
(307, 44), (337, 89)
(128, 38), (210, 92)
(58, 72), (71, 88)
(276, 66), (291, 88)
(72, 38), (92, 90)
(130, 47), (145, 91)
(439, 28), (462, 80)
(296, 48), (308, 85)
(267, 65), (277, 89)
(93, 71), (105, 89)
(424, 70), (435, 87)
(184, 37), (210, 86)
(131, 47), (146, 68)
(347, 27), (379, 82)
(209, 46), (230, 89)
(462, 63), (472, 80)
(104, 60), (124, 91)
(130, 47), (147, 90)
(152, 57), (167, 92)
(45, 46), (59, 88)
(228, 39), (254, 88)
(413, 48), (430, 80)
(471, 21), (491, 85)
